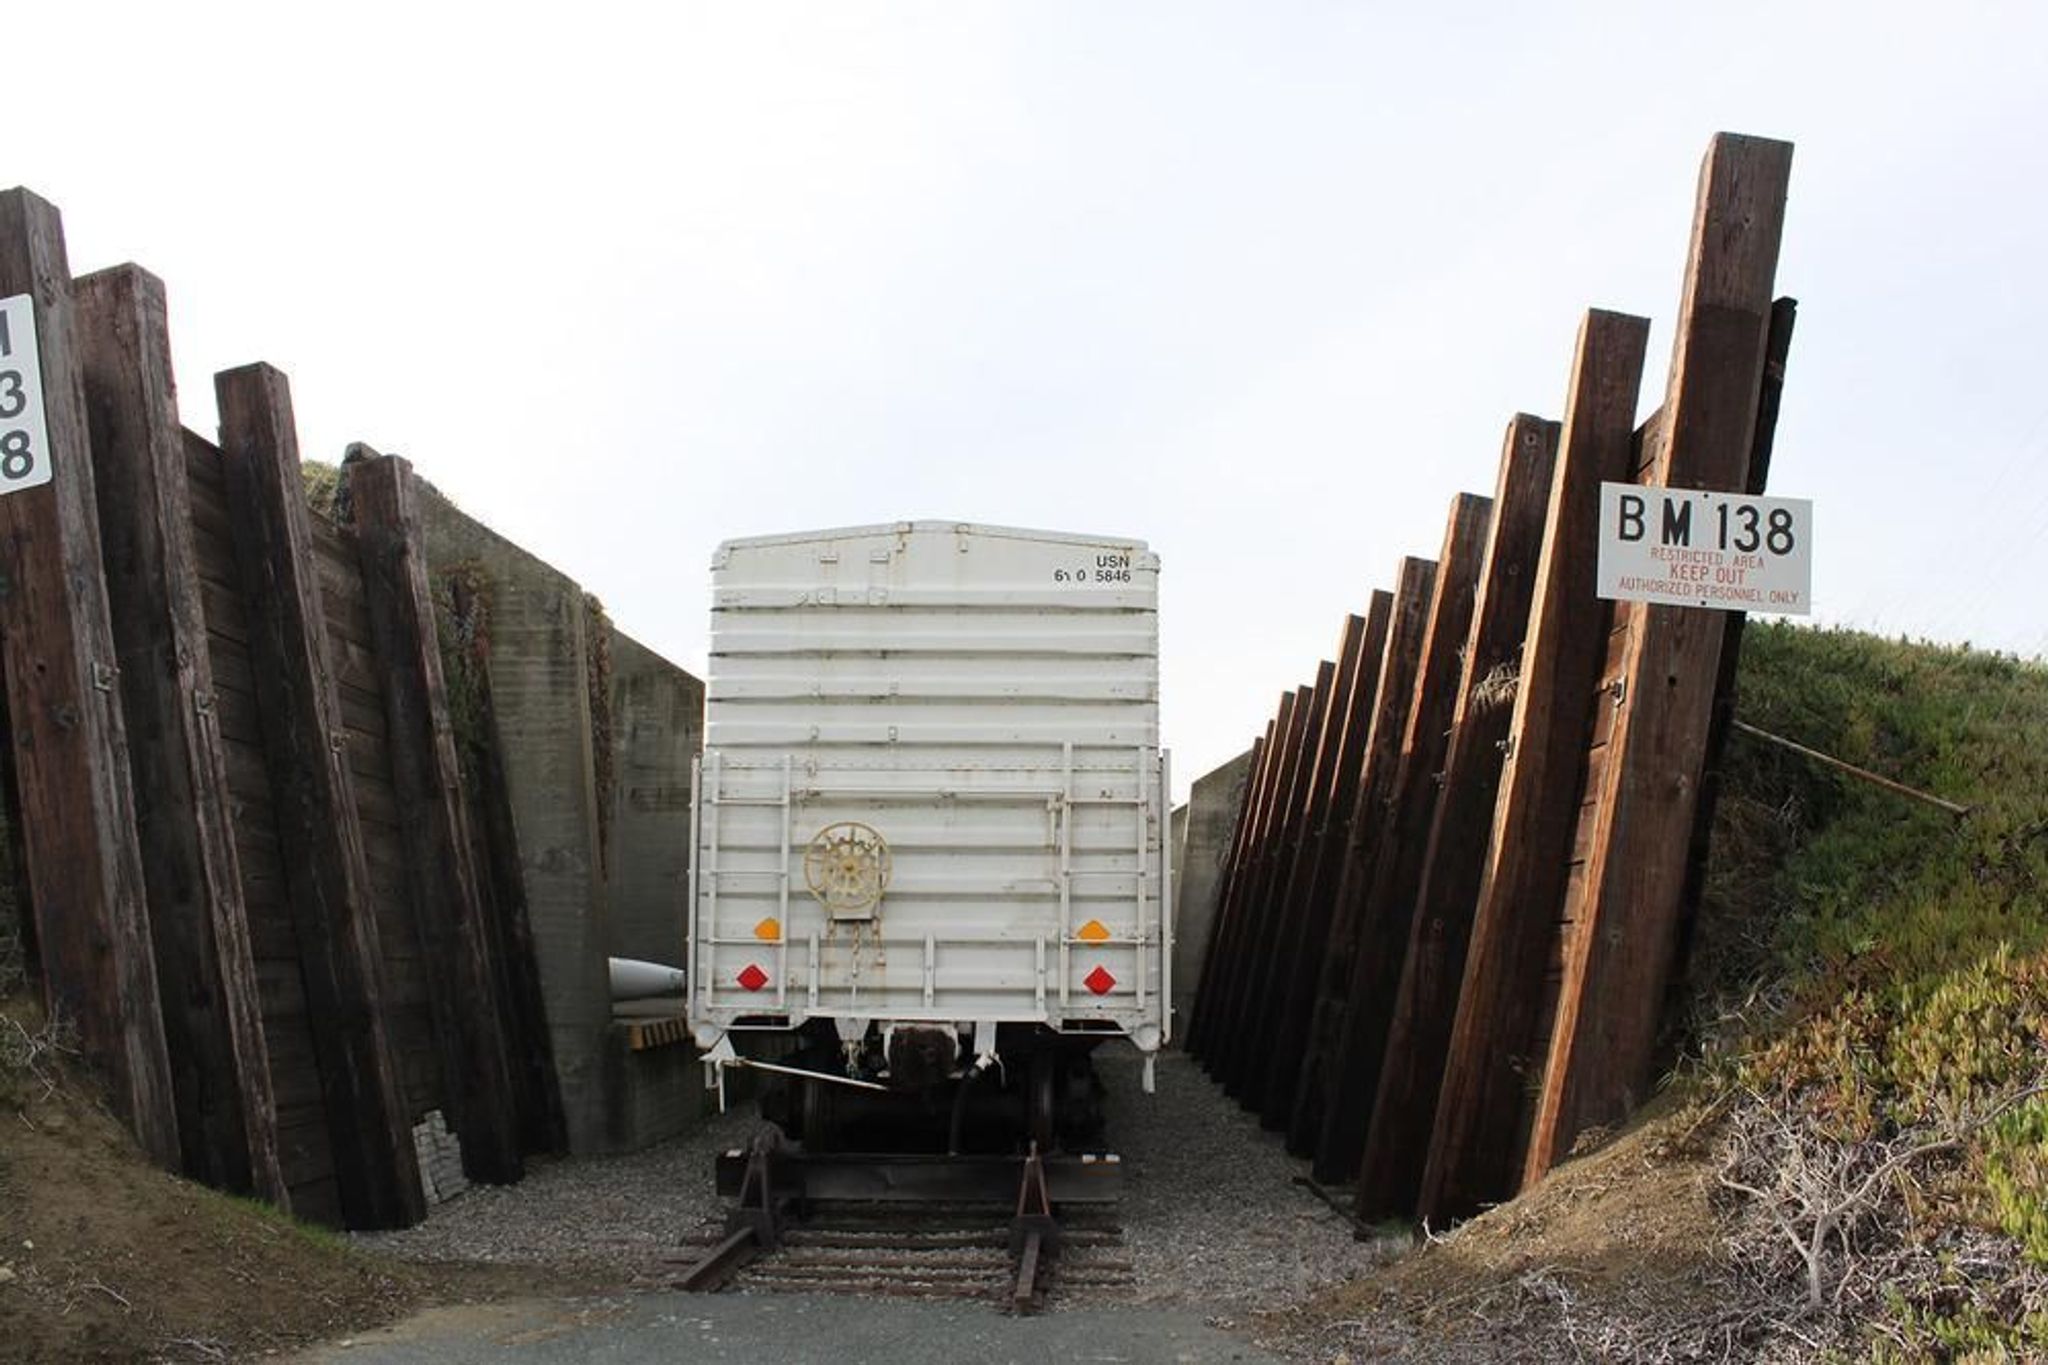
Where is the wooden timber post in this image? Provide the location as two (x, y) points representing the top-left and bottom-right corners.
(1287, 556), (1435, 1157)
(1312, 494), (1494, 1184)
(1204, 699), (1302, 1072)
(1355, 414), (1559, 1220)
(215, 364), (425, 1229)
(0, 190), (179, 1166)
(1240, 612), (1373, 1111)
(1190, 709), (1275, 1066)
(1214, 683), (1317, 1087)
(1256, 593), (1391, 1128)
(1524, 135), (1794, 1179)
(1417, 309), (1650, 1224)
(1203, 695), (1298, 1076)
(1665, 297), (1798, 1040)
(1220, 670), (1330, 1098)
(73, 264), (285, 1203)
(1189, 714), (1276, 1063)
(348, 450), (524, 1185)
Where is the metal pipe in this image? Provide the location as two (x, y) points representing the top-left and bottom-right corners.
(1730, 720), (1971, 818)
(726, 1056), (891, 1093)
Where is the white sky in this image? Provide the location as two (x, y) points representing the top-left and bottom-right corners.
(15, 2), (2048, 797)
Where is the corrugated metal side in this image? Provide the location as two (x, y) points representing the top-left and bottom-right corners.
(691, 522), (1167, 1043)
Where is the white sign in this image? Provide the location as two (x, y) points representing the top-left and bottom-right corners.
(1597, 483), (1812, 614)
(0, 294), (53, 496)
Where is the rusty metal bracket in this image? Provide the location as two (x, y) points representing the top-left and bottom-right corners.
(674, 1125), (796, 1292)
(1009, 1141), (1061, 1312)
(730, 1125), (791, 1252)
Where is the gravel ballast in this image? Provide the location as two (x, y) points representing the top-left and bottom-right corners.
(1098, 1048), (1399, 1312)
(355, 1046), (1398, 1313)
(354, 1094), (756, 1279)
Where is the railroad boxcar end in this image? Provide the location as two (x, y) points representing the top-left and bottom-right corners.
(686, 521), (1171, 1149)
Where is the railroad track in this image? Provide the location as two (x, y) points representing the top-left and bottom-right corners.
(674, 1200), (1134, 1307)
(666, 1141), (1132, 1310)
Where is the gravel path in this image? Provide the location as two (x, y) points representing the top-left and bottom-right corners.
(356, 1047), (1399, 1318)
(1099, 1048), (1399, 1315)
(294, 1292), (1294, 1364)
(354, 1098), (756, 1278)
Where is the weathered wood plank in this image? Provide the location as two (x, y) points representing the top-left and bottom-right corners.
(1287, 556), (1436, 1156)
(187, 479), (236, 554)
(1254, 593), (1392, 1127)
(1192, 702), (1285, 1068)
(215, 362), (425, 1229)
(1417, 309), (1650, 1224)
(1213, 683), (1318, 1088)
(1664, 296), (1798, 1071)
(348, 450), (522, 1184)
(1354, 414), (1560, 1220)
(1312, 494), (1494, 1184)
(1525, 137), (1795, 1179)
(184, 429), (226, 488)
(197, 576), (252, 645)
(1197, 696), (1294, 1074)
(1244, 604), (1384, 1125)
(74, 264), (286, 1206)
(1219, 671), (1330, 1097)
(0, 190), (179, 1165)
(1218, 662), (1335, 1096)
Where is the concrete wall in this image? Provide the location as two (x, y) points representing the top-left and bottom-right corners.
(419, 490), (704, 1154)
(1170, 748), (1254, 1043)
(601, 628), (709, 1149)
(1170, 802), (1190, 898)
(607, 629), (702, 969)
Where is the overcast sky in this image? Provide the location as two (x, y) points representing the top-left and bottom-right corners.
(15, 2), (2047, 795)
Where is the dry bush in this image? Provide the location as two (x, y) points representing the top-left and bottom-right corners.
(1713, 1080), (2048, 1359)
(1, 1004), (77, 1104)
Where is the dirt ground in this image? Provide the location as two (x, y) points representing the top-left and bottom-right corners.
(1264, 1097), (1741, 1361)
(4, 986), (1742, 1364)
(0, 999), (557, 1364)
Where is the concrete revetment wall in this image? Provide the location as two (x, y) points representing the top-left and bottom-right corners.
(1170, 748), (1255, 1042)
(417, 486), (706, 1155)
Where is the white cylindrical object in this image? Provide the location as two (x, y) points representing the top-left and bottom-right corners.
(610, 956), (688, 1000)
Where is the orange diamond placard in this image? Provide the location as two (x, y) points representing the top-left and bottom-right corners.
(1076, 919), (1110, 943)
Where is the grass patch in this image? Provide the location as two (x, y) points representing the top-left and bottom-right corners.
(302, 457), (344, 519)
(215, 1193), (355, 1258)
(1690, 622), (2048, 1354)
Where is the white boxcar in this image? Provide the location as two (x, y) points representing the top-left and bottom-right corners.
(688, 521), (1171, 1108)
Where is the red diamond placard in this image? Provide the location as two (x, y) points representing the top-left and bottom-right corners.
(1083, 964), (1116, 996)
(736, 963), (769, 992)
